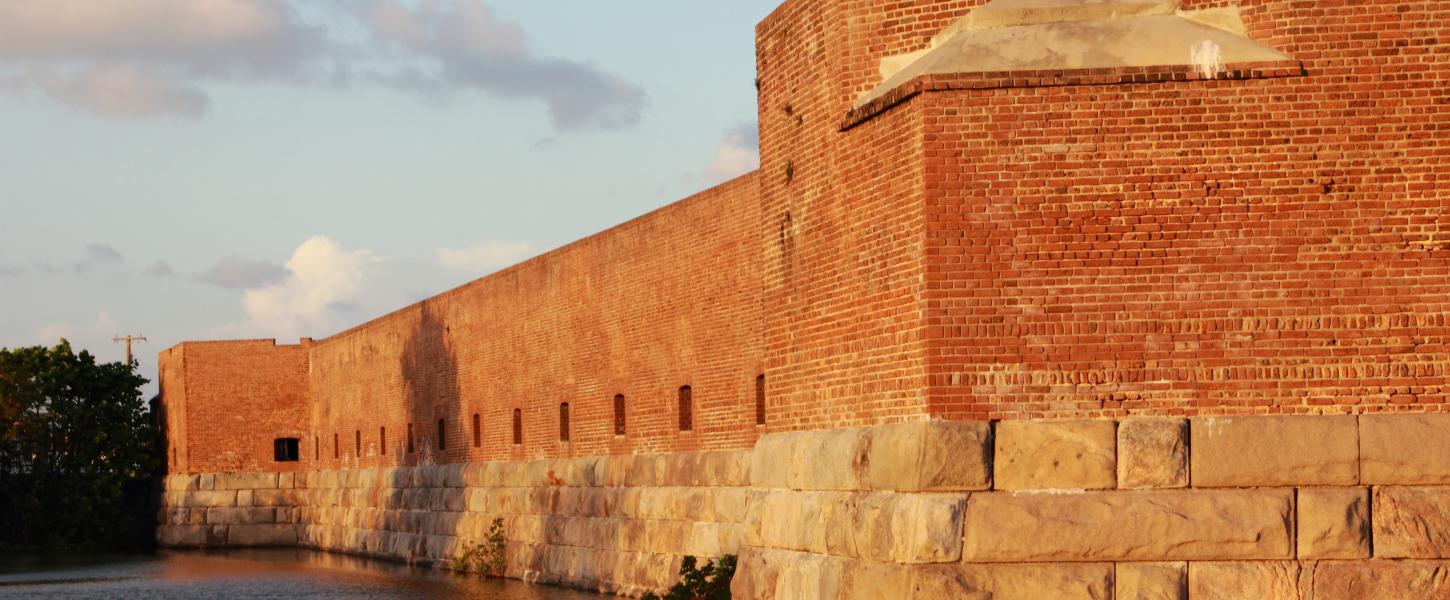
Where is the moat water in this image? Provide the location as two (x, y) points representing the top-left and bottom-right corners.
(0, 548), (600, 599)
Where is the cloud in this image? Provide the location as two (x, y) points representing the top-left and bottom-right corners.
(0, 0), (646, 130)
(72, 243), (124, 273)
(436, 241), (533, 274)
(144, 261), (177, 278)
(705, 122), (760, 182)
(242, 235), (370, 337)
(197, 255), (289, 289)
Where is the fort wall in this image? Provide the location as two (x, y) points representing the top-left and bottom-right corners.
(161, 413), (1450, 598)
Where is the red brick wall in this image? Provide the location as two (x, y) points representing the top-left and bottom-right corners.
(304, 174), (763, 469)
(160, 340), (311, 473)
(919, 0), (1450, 419)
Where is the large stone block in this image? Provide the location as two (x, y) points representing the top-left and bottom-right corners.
(1191, 415), (1359, 487)
(1373, 486), (1450, 558)
(791, 429), (870, 491)
(157, 525), (209, 547)
(1187, 562), (1300, 600)
(206, 507), (277, 525)
(215, 472), (279, 490)
(866, 421), (991, 492)
(1297, 487), (1370, 559)
(937, 563), (1114, 600)
(1311, 560), (1450, 599)
(181, 490), (238, 508)
(751, 432), (802, 489)
(228, 524), (299, 546)
(1117, 418), (1187, 489)
(1361, 414), (1450, 485)
(1116, 562), (1186, 600)
(775, 552), (844, 600)
(994, 420), (1116, 491)
(962, 489), (1293, 561)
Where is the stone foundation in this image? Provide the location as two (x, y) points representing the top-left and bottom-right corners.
(160, 414), (1450, 598)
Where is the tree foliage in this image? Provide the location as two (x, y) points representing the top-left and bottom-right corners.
(642, 555), (737, 600)
(0, 340), (159, 549)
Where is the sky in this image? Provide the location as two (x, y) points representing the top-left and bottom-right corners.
(0, 0), (777, 396)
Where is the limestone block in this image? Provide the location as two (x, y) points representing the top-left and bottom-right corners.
(277, 472), (294, 489)
(198, 473), (216, 490)
(994, 420), (1116, 491)
(882, 494), (966, 564)
(962, 489), (1293, 561)
(1361, 414), (1450, 485)
(157, 525), (209, 547)
(1187, 562), (1301, 600)
(838, 559), (918, 600)
(1117, 418), (1188, 489)
(442, 464), (466, 488)
(775, 552), (844, 600)
(251, 489), (301, 507)
(713, 487), (750, 523)
(1116, 562), (1186, 600)
(228, 524), (299, 546)
(1373, 486), (1450, 558)
(183, 491), (238, 508)
(624, 455), (664, 488)
(701, 450), (749, 487)
(164, 475), (197, 492)
(791, 428), (870, 491)
(751, 431), (802, 489)
(1311, 560), (1450, 599)
(1298, 487), (1370, 559)
(945, 563), (1115, 600)
(757, 490), (827, 553)
(206, 507), (277, 525)
(1191, 415), (1359, 487)
(866, 420), (992, 492)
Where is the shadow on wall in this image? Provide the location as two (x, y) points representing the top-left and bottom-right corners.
(400, 301), (460, 468)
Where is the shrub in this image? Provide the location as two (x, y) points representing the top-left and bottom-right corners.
(452, 517), (508, 577)
(642, 554), (736, 600)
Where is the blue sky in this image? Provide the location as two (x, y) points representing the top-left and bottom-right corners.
(0, 1), (776, 394)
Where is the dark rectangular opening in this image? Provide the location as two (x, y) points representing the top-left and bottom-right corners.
(472, 413), (481, 448)
(756, 374), (767, 425)
(407, 423), (415, 454)
(512, 408), (523, 445)
(678, 385), (693, 431)
(332, 433), (339, 459)
(437, 419), (446, 451)
(559, 403), (570, 442)
(380, 426), (387, 456)
(274, 438), (300, 462)
(355, 430), (361, 457)
(613, 394), (626, 436)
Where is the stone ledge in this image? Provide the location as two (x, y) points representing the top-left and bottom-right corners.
(1191, 415), (1359, 487)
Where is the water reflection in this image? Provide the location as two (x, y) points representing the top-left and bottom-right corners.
(0, 548), (599, 599)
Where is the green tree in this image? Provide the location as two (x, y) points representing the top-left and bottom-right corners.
(0, 340), (159, 549)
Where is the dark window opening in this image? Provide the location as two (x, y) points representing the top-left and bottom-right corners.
(472, 413), (481, 448)
(380, 427), (387, 456)
(314, 436), (319, 460)
(756, 374), (767, 425)
(355, 430), (361, 457)
(274, 438), (300, 462)
(613, 394), (626, 436)
(678, 385), (693, 432)
(512, 409), (523, 445)
(559, 403), (570, 442)
(333, 433), (339, 459)
(437, 419), (446, 451)
(407, 423), (415, 454)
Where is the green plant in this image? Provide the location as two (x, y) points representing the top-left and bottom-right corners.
(642, 554), (736, 600)
(452, 517), (508, 578)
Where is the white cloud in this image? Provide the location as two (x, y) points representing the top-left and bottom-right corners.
(705, 122), (760, 182)
(436, 241), (533, 274)
(0, 0), (646, 129)
(242, 235), (370, 337)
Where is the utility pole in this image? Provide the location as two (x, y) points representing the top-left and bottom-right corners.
(113, 335), (146, 365)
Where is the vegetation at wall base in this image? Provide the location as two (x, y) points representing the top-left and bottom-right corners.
(452, 517), (508, 577)
(642, 554), (736, 600)
(0, 341), (159, 550)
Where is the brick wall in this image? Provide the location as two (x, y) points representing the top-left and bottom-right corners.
(303, 173), (763, 471)
(917, 0), (1450, 419)
(158, 340), (311, 474)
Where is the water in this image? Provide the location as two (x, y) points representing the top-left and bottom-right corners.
(0, 548), (601, 599)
